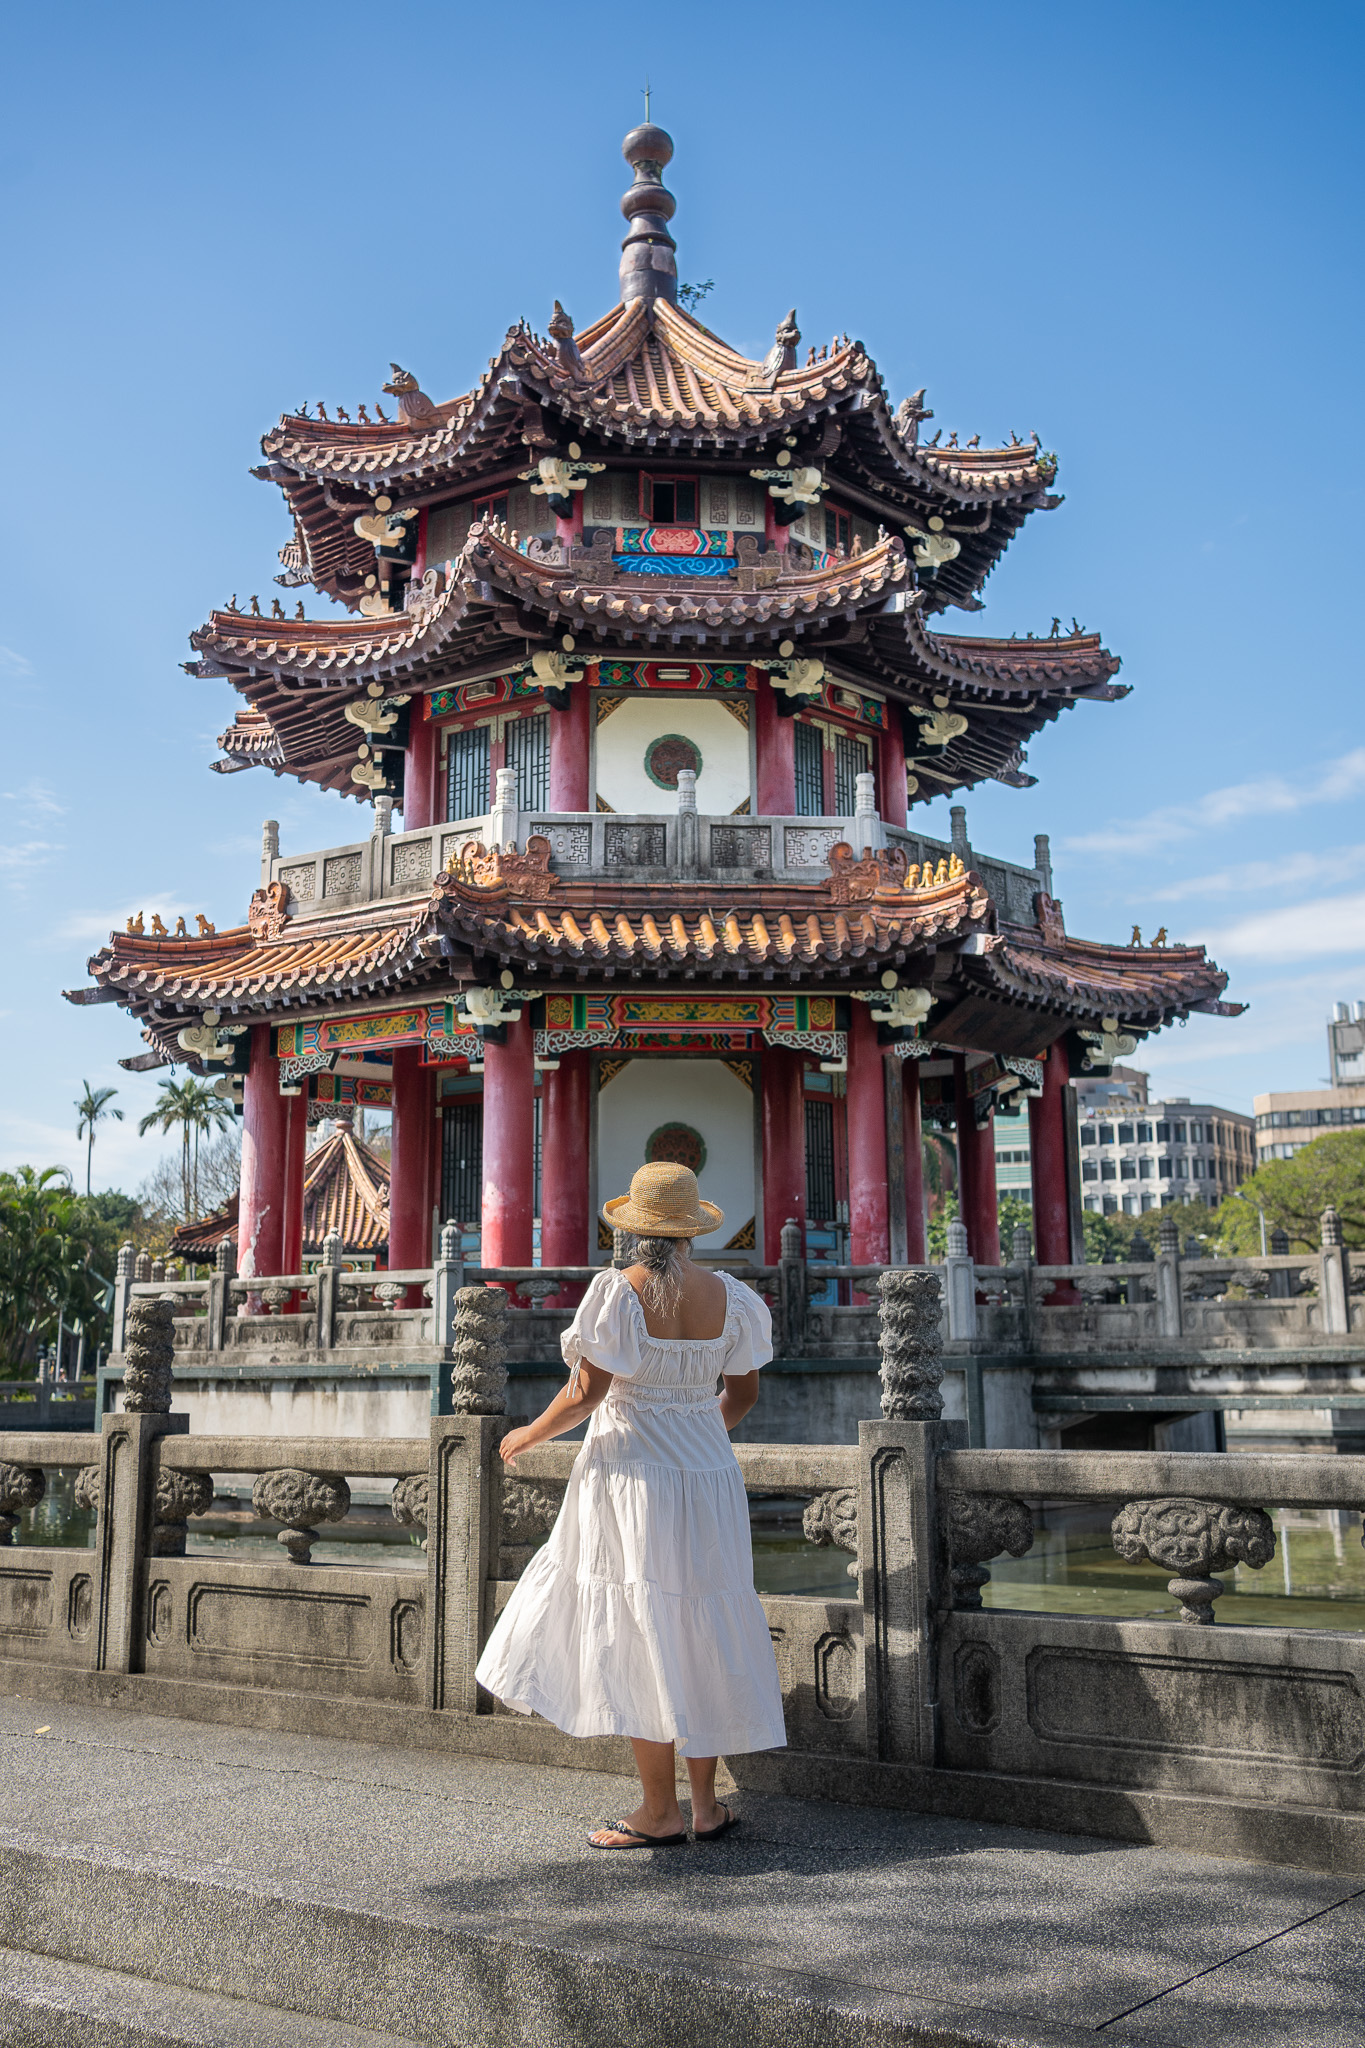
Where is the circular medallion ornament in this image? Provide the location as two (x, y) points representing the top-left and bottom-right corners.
(645, 1123), (707, 1174)
(644, 734), (702, 790)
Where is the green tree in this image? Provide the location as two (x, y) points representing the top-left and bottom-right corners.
(74, 1080), (122, 1196)
(1211, 1130), (1365, 1254)
(138, 1077), (232, 1222)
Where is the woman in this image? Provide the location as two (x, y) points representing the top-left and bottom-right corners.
(475, 1160), (786, 1848)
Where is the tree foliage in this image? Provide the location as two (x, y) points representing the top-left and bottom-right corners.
(137, 1078), (233, 1221)
(1210, 1130), (1365, 1254)
(0, 1169), (148, 1374)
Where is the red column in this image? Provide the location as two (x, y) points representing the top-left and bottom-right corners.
(540, 1050), (591, 1295)
(403, 704), (439, 830)
(878, 715), (908, 830)
(238, 1024), (288, 1286)
(954, 1056), (1000, 1266)
(903, 1060), (927, 1262)
(482, 1011), (535, 1272)
(761, 1045), (807, 1263)
(281, 1091), (307, 1278)
(549, 679), (590, 812)
(847, 1003), (890, 1265)
(389, 1046), (433, 1277)
(1030, 1039), (1075, 1268)
(755, 679), (796, 817)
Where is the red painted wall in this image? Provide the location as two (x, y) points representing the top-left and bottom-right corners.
(847, 1003), (890, 1264)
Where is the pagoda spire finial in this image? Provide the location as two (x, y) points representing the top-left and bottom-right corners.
(619, 117), (677, 309)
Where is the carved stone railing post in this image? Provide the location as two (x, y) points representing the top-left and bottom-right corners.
(134, 1250), (152, 1286)
(1111, 1497), (1276, 1623)
(432, 1220), (466, 1359)
(778, 1217), (807, 1357)
(803, 1488), (858, 1579)
(449, 1285), (509, 1414)
(392, 1473), (429, 1551)
(426, 1415), (501, 1714)
(94, 1297), (188, 1673)
(151, 1469), (214, 1557)
(943, 1218), (977, 1342)
(941, 1491), (1034, 1608)
(1270, 1225), (1292, 1298)
(314, 1228), (343, 1350)
(206, 1238), (235, 1353)
(676, 766), (699, 879)
(1320, 1206), (1352, 1335)
(490, 765), (519, 851)
(1156, 1214), (1183, 1337)
(111, 1242), (134, 1354)
(859, 1270), (962, 1765)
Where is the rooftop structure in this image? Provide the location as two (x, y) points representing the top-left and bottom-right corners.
(69, 122), (1241, 1286)
(1255, 1004), (1365, 1163)
(168, 1127), (390, 1269)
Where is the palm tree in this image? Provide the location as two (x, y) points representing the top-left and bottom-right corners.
(75, 1081), (123, 1197)
(138, 1078), (232, 1221)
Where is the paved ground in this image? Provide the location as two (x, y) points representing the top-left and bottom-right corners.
(0, 1693), (1362, 2047)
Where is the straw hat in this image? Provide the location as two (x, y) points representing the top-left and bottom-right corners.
(601, 1162), (724, 1239)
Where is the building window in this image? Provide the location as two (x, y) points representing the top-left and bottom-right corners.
(1080, 1127), (1097, 1146)
(471, 491), (509, 526)
(1123, 1196), (1137, 1215)
(1098, 1124), (1114, 1145)
(794, 721), (824, 817)
(1174, 1122), (1187, 1142)
(1139, 1158), (1153, 1178)
(824, 505), (854, 554)
(440, 1102), (483, 1225)
(1177, 1159), (1188, 1178)
(833, 729), (871, 815)
(1082, 1160), (1098, 1182)
(504, 712), (549, 813)
(1159, 1158), (1174, 1177)
(446, 723), (490, 821)
(1120, 1159), (1136, 1179)
(805, 1098), (837, 1220)
(1138, 1122), (1153, 1142)
(1101, 1161), (1116, 1181)
(1156, 1121), (1170, 1143)
(1192, 1158), (1204, 1178)
(639, 474), (698, 524)
(1118, 1123), (1134, 1144)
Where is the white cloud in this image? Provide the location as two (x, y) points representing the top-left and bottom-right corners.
(1198, 891), (1365, 963)
(0, 839), (62, 873)
(1147, 845), (1365, 904)
(1064, 749), (1365, 859)
(0, 645), (33, 677)
(56, 898), (198, 945)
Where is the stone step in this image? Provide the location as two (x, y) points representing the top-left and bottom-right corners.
(0, 1947), (419, 2048)
(1, 1844), (1137, 2048)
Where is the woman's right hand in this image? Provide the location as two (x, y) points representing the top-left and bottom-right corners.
(499, 1425), (536, 1468)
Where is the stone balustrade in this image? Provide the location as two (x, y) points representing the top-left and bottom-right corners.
(6, 1273), (1365, 1871)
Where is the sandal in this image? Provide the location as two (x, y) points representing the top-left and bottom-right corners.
(692, 1805), (741, 1842)
(588, 1818), (688, 1850)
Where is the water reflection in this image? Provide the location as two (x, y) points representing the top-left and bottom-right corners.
(985, 1506), (1365, 1631)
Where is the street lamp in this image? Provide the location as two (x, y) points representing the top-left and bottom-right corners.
(1226, 1186), (1267, 1256)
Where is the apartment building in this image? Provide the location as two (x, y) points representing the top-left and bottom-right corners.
(1069, 1067), (1254, 1215)
(1254, 1002), (1365, 1162)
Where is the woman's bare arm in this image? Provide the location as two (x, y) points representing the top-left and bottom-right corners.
(499, 1359), (614, 1466)
(719, 1370), (759, 1432)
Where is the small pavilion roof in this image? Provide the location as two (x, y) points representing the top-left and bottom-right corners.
(168, 1129), (390, 1260)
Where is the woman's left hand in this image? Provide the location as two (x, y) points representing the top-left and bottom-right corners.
(499, 1425), (536, 1467)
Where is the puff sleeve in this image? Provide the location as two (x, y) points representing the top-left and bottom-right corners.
(723, 1278), (774, 1375)
(560, 1269), (643, 1392)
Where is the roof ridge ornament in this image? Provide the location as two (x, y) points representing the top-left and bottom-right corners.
(382, 364), (437, 425)
(619, 121), (678, 309)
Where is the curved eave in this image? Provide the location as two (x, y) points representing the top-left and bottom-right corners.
(976, 928), (1235, 1031)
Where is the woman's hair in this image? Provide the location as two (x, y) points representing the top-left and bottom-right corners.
(631, 1234), (691, 1315)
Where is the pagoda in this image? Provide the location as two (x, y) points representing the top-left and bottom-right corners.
(70, 122), (1237, 1286)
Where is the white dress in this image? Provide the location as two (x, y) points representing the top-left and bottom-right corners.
(475, 1267), (787, 1757)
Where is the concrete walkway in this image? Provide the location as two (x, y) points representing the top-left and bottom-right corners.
(1, 1694), (1362, 2047)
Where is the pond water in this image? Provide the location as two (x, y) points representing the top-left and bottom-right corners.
(16, 1480), (1365, 1624)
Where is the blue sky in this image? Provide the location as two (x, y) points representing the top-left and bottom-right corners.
(1, 1), (1361, 1193)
